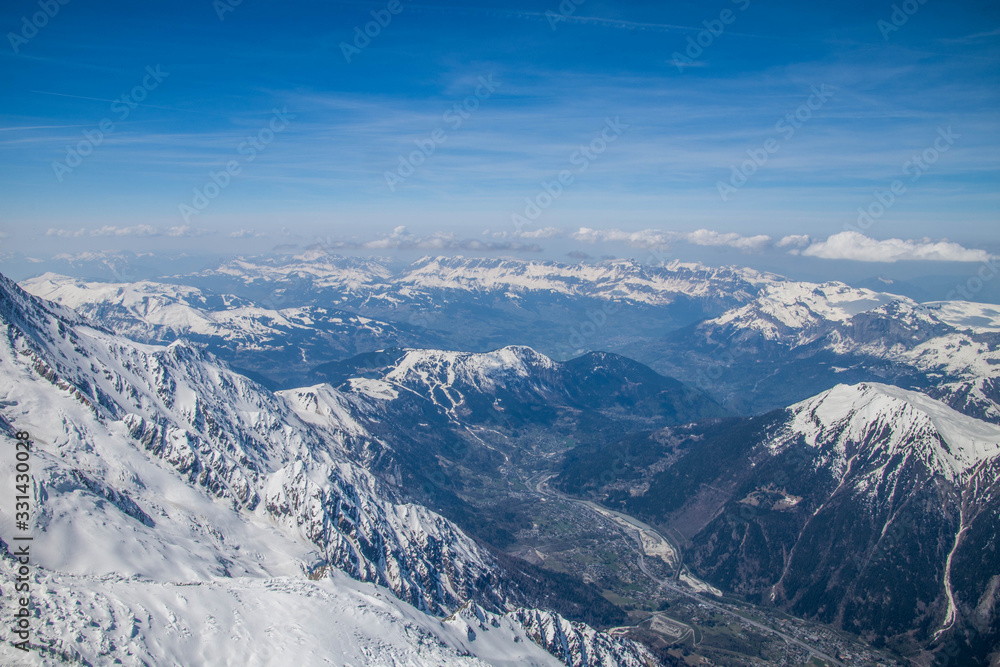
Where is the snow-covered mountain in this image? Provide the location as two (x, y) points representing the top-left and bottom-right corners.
(18, 255), (780, 387)
(25, 257), (1000, 431)
(395, 256), (777, 306)
(923, 300), (1000, 333)
(185, 254), (783, 364)
(783, 383), (1000, 481)
(659, 280), (1000, 423)
(323, 346), (727, 427)
(19, 272), (441, 387)
(0, 273), (655, 666)
(192, 252), (778, 307)
(556, 381), (1000, 663)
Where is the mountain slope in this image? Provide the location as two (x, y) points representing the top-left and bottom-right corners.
(657, 280), (1000, 423)
(20, 272), (441, 387)
(0, 273), (654, 666)
(318, 346), (726, 428)
(556, 382), (1000, 664)
(303, 345), (726, 550)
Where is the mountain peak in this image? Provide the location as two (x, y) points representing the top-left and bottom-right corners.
(788, 382), (1000, 479)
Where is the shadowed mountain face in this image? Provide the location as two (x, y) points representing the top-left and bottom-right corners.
(314, 346), (726, 428)
(302, 345), (727, 549)
(556, 382), (1000, 664)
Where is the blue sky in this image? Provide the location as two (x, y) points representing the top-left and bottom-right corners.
(0, 0), (998, 272)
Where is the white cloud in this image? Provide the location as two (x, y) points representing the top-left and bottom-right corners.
(684, 229), (771, 251)
(0, 231), (8, 239)
(800, 231), (993, 263)
(777, 234), (811, 248)
(90, 225), (158, 237)
(572, 227), (771, 252)
(360, 226), (540, 252)
(229, 229), (259, 238)
(166, 225), (211, 238)
(517, 227), (564, 239)
(43, 225), (210, 239)
(46, 228), (86, 238)
(572, 228), (673, 248)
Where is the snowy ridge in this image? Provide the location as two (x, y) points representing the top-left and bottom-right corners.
(20, 272), (403, 352)
(385, 346), (558, 395)
(707, 281), (907, 344)
(193, 254), (778, 308)
(206, 253), (393, 290)
(509, 607), (655, 667)
(398, 256), (777, 306)
(1, 273), (503, 613)
(0, 565), (568, 667)
(784, 383), (1000, 481)
(0, 273), (654, 665)
(693, 279), (1000, 422)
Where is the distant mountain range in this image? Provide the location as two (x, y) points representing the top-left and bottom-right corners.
(23, 256), (1000, 428)
(655, 280), (1000, 423)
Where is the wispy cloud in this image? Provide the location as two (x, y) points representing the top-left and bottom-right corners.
(310, 226), (542, 252)
(92, 225), (158, 237)
(46, 225), (211, 238)
(570, 227), (771, 251)
(45, 228), (87, 238)
(798, 231), (992, 262)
